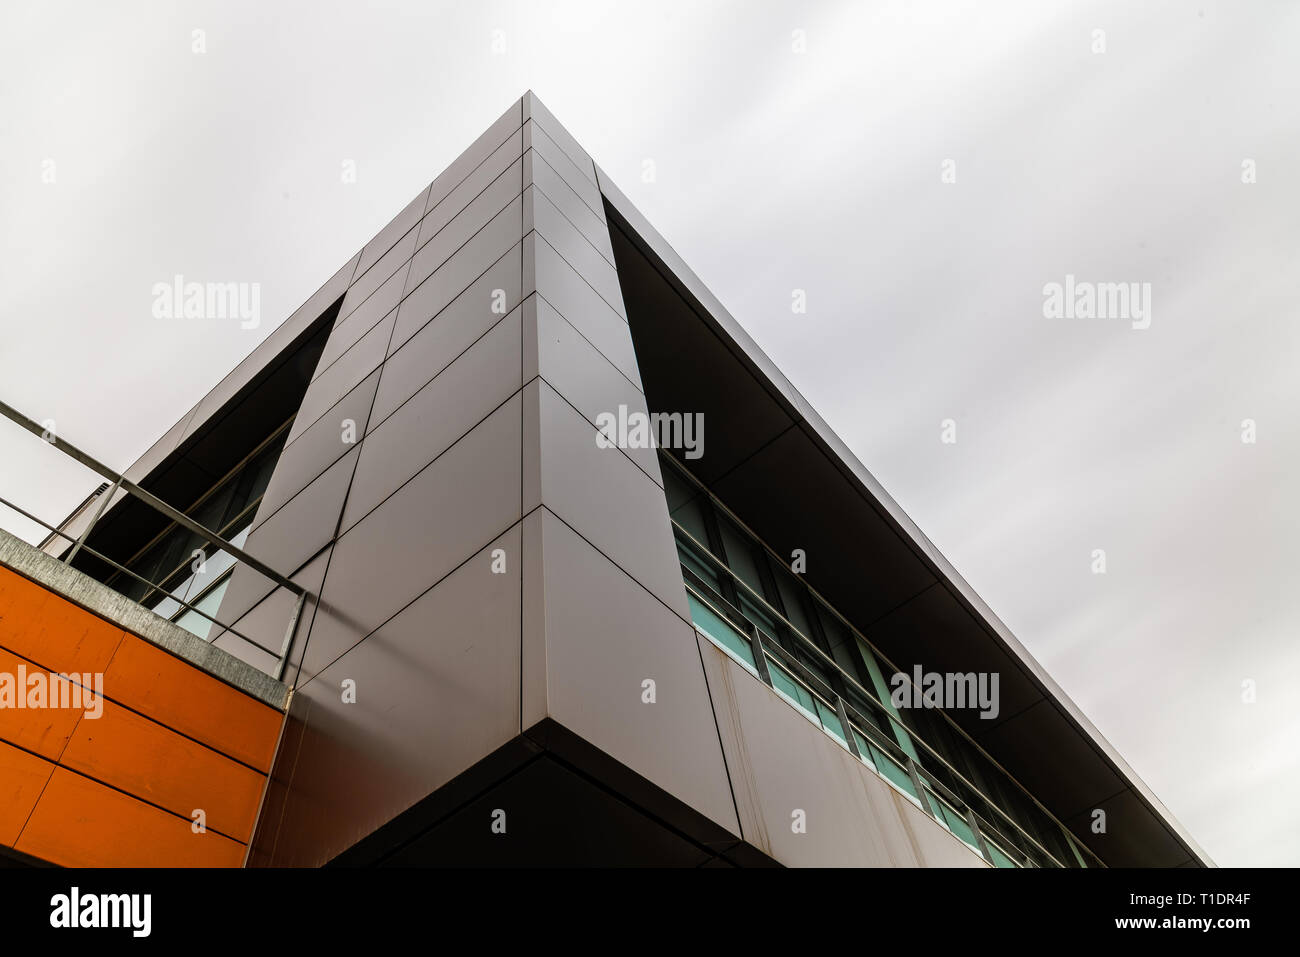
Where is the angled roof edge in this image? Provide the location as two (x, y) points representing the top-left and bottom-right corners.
(593, 161), (1213, 868)
(84, 90), (1211, 866)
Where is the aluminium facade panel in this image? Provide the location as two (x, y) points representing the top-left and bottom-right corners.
(48, 90), (1201, 867)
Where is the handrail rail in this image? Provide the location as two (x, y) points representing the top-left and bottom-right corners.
(0, 493), (275, 654)
(677, 527), (1091, 869)
(0, 398), (303, 597)
(664, 452), (1102, 867)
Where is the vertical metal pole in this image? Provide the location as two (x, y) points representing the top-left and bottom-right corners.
(906, 757), (935, 817)
(834, 694), (862, 759)
(964, 805), (994, 864)
(748, 622), (772, 686)
(64, 477), (120, 565)
(274, 591), (307, 684)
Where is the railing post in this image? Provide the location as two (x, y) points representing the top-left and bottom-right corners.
(834, 694), (862, 759)
(964, 805), (994, 864)
(747, 621), (772, 685)
(64, 477), (120, 565)
(906, 757), (935, 817)
(274, 591), (307, 684)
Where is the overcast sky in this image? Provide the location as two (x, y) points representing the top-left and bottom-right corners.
(1, 0), (1296, 867)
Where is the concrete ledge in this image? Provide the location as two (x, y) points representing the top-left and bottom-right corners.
(0, 527), (290, 710)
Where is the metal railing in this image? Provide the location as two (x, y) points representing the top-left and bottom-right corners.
(0, 398), (308, 682)
(676, 524), (1101, 869)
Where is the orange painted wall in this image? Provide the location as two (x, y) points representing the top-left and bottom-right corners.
(0, 564), (285, 867)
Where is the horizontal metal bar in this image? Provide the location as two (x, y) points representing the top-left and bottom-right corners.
(0, 495), (278, 655)
(665, 458), (1104, 867)
(127, 499), (262, 609)
(674, 523), (1086, 868)
(0, 398), (303, 596)
(683, 558), (1069, 869)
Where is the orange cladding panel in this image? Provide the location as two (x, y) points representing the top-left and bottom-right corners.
(60, 700), (266, 843)
(0, 567), (123, 675)
(0, 741), (55, 846)
(16, 767), (246, 867)
(0, 646), (86, 760)
(101, 634), (282, 772)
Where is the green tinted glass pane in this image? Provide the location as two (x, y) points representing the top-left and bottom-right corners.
(773, 566), (816, 640)
(986, 841), (1019, 868)
(852, 729), (877, 768)
(664, 469), (711, 546)
(677, 541), (721, 592)
(816, 699), (847, 745)
(718, 518), (767, 597)
(869, 744), (918, 800)
(739, 593), (780, 641)
(934, 797), (979, 849)
(768, 662), (818, 720)
(687, 592), (756, 671)
(174, 572), (232, 641)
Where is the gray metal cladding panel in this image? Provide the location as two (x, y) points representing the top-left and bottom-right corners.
(342, 308), (522, 530)
(534, 380), (687, 622)
(531, 233), (640, 387)
(240, 446), (358, 580)
(524, 508), (740, 839)
(210, 547), (331, 673)
(346, 226), (418, 313)
(355, 185), (429, 278)
(254, 369), (379, 527)
(526, 186), (624, 318)
(298, 518), (519, 694)
(209, 631), (279, 676)
(522, 121), (604, 223)
(695, 635), (988, 868)
(424, 97), (523, 214)
(523, 93), (597, 186)
(263, 525), (521, 865)
(526, 149), (614, 264)
(527, 295), (659, 485)
(416, 129), (524, 250)
(378, 244), (522, 421)
(300, 394), (522, 680)
(398, 198), (524, 333)
(407, 169), (523, 295)
(320, 265), (408, 373)
(289, 306), (395, 443)
(210, 564), (279, 639)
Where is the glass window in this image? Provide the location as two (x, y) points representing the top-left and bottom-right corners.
(927, 789), (980, 850)
(717, 517), (767, 598)
(675, 531), (723, 593)
(771, 562), (816, 642)
(768, 661), (819, 723)
(869, 743), (920, 803)
(816, 601), (870, 682)
(686, 590), (757, 674)
(173, 570), (234, 641)
(663, 466), (711, 547)
(985, 839), (1020, 869)
(815, 698), (847, 745)
(851, 728), (877, 770)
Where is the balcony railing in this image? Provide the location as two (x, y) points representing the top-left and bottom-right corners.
(0, 398), (307, 681)
(674, 518), (1101, 869)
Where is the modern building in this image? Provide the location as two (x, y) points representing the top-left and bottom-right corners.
(0, 93), (1211, 868)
